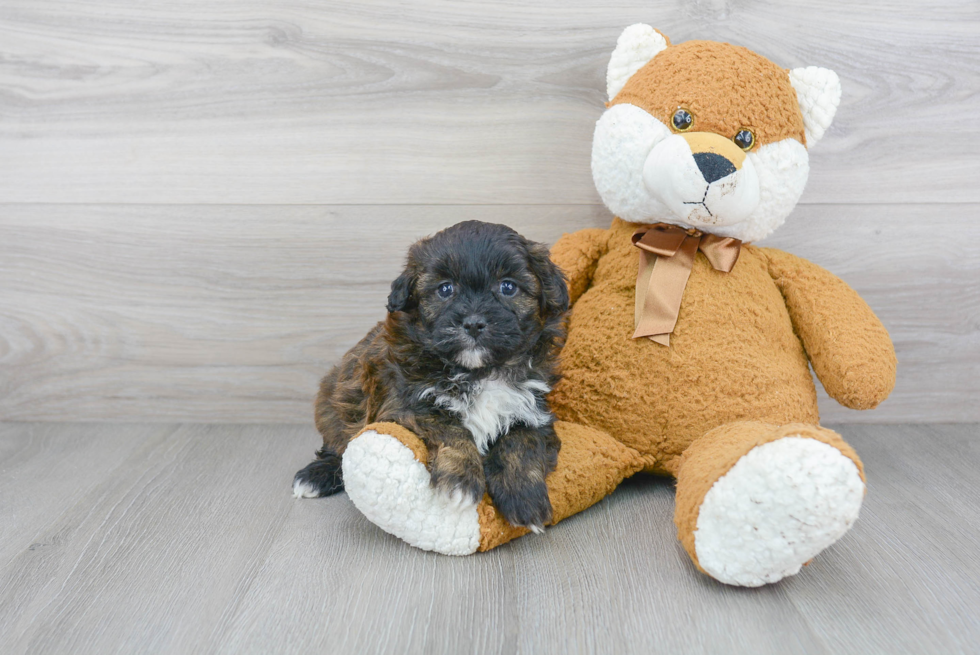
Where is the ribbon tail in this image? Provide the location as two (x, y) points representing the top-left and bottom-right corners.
(633, 249), (655, 333)
(632, 235), (698, 343)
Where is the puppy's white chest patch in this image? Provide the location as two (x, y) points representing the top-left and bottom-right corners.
(430, 379), (551, 455)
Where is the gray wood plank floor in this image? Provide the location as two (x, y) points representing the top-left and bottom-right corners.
(1, 423), (977, 654)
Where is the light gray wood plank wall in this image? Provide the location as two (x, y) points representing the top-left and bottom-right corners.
(1, 0), (978, 204)
(1, 204), (976, 422)
(1, 0), (977, 422)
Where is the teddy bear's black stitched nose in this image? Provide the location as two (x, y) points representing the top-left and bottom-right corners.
(693, 152), (736, 184)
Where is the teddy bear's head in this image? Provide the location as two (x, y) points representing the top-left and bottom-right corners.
(592, 25), (841, 242)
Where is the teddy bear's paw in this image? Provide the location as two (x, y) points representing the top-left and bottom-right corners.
(341, 430), (482, 555)
(694, 436), (864, 587)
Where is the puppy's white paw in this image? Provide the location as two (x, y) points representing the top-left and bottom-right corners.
(342, 431), (482, 556)
(292, 479), (321, 499)
(292, 454), (343, 498)
(694, 436), (864, 587)
(528, 524), (545, 535)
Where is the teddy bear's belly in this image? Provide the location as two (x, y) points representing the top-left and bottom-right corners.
(549, 250), (819, 475)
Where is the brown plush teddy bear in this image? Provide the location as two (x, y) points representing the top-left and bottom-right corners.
(337, 25), (896, 587)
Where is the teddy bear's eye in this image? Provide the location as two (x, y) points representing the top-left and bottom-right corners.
(672, 109), (694, 132)
(437, 282), (454, 299)
(734, 129), (755, 151)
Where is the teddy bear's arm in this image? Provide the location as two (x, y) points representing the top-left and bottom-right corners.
(550, 228), (610, 305)
(763, 248), (896, 410)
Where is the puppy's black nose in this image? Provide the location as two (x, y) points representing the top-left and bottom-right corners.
(462, 315), (488, 337)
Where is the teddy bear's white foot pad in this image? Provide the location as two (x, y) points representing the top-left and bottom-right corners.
(694, 436), (864, 587)
(341, 430), (482, 556)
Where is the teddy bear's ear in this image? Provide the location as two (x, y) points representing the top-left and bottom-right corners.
(606, 24), (670, 102)
(788, 67), (842, 147)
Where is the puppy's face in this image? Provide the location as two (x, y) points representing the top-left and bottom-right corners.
(386, 221), (568, 370)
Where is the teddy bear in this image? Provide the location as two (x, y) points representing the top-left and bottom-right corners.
(337, 25), (896, 587)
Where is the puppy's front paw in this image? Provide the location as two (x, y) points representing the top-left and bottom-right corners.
(430, 446), (486, 507)
(489, 479), (553, 534)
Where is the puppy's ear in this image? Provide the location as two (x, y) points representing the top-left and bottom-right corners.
(526, 242), (569, 320)
(386, 269), (416, 313)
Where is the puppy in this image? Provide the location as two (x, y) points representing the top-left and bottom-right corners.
(292, 221), (569, 531)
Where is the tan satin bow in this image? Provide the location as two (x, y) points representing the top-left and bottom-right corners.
(632, 224), (742, 346)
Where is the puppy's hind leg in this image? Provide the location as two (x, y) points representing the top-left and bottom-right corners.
(293, 446), (344, 498)
(294, 367), (352, 498)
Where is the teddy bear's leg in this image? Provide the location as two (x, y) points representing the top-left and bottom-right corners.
(340, 422), (481, 555)
(673, 421), (865, 586)
(341, 421), (644, 555)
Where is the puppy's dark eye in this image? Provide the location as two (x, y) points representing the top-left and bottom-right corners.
(499, 280), (518, 297)
(672, 108), (693, 132)
(436, 282), (454, 299)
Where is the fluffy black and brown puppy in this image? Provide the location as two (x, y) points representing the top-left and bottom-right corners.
(292, 221), (569, 531)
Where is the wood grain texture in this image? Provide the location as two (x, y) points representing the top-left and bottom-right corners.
(1, 203), (976, 423)
(1, 0), (977, 423)
(0, 0), (978, 205)
(0, 422), (977, 654)
(0, 423), (174, 567)
(0, 204), (606, 422)
(0, 424), (305, 653)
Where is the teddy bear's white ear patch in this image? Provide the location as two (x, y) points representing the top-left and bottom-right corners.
(789, 67), (841, 147)
(607, 24), (669, 102)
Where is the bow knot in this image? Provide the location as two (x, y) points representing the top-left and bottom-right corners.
(632, 224), (742, 346)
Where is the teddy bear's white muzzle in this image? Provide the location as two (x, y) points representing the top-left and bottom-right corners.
(642, 133), (760, 228)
